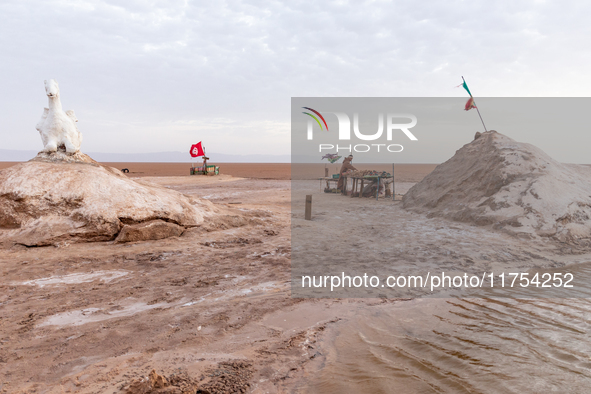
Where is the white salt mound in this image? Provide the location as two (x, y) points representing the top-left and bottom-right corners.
(402, 131), (591, 243)
(0, 151), (217, 246)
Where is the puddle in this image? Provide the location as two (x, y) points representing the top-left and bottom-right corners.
(237, 281), (282, 296)
(39, 301), (168, 327)
(181, 281), (288, 307)
(262, 301), (356, 332)
(39, 280), (287, 327)
(18, 270), (129, 287)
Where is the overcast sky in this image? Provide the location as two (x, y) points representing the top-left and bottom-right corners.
(1, 0), (590, 160)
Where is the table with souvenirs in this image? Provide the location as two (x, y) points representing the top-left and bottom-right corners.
(340, 170), (394, 200)
(318, 174), (342, 193)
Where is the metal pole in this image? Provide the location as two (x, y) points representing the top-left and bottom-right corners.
(462, 76), (487, 132)
(392, 163), (395, 201)
(376, 177), (380, 201)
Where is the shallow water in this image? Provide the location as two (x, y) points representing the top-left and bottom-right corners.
(305, 264), (591, 393)
(17, 270), (129, 287)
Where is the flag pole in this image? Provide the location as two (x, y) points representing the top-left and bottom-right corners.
(462, 76), (487, 132)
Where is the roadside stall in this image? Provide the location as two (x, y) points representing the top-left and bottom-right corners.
(341, 170), (394, 200)
(189, 141), (220, 176)
(319, 173), (341, 193)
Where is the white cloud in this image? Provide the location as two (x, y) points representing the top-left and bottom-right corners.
(1, 0), (590, 158)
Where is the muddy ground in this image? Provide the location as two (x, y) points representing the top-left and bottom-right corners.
(0, 174), (392, 393)
(2, 166), (582, 393)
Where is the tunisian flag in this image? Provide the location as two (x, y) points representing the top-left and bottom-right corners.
(190, 142), (205, 157)
(464, 97), (477, 111)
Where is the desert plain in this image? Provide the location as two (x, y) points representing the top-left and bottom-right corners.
(2, 146), (591, 393)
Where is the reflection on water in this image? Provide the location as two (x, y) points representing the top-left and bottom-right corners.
(305, 264), (591, 393)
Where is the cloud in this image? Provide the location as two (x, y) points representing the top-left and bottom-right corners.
(1, 0), (590, 158)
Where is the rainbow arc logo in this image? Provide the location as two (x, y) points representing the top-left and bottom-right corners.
(301, 107), (329, 131)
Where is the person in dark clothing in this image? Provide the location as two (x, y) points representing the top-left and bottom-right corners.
(337, 155), (357, 191)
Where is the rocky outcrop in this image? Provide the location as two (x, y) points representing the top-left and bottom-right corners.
(0, 151), (213, 246)
(403, 131), (591, 243)
(115, 220), (185, 243)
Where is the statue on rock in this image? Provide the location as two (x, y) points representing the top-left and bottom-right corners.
(35, 79), (82, 153)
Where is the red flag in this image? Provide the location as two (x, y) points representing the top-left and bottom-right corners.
(190, 142), (205, 157)
(464, 97), (477, 111)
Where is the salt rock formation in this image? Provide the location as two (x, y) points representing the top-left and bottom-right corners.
(36, 79), (82, 153)
(0, 150), (215, 246)
(403, 131), (591, 242)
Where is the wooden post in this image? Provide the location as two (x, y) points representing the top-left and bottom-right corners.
(325, 165), (328, 177)
(392, 163), (395, 201)
(202, 146), (207, 174)
(305, 195), (312, 220)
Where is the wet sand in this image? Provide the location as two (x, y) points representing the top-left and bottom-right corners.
(2, 163), (590, 392)
(302, 294), (591, 393)
(0, 164), (437, 393)
(1, 175), (300, 393)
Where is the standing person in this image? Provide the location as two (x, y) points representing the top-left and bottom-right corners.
(337, 155), (357, 191)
